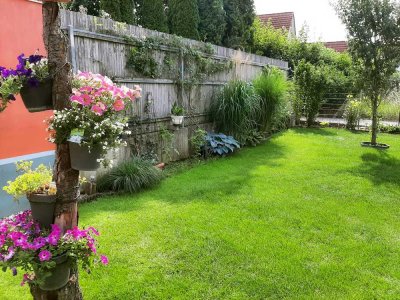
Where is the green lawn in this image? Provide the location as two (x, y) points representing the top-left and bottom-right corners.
(2, 128), (400, 299)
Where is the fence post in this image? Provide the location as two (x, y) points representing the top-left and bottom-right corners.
(68, 25), (77, 74)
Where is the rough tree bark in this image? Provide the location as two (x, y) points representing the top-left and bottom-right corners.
(30, 2), (82, 299)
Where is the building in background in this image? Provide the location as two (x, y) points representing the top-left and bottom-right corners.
(258, 12), (296, 38)
(324, 41), (348, 53)
(0, 0), (54, 217)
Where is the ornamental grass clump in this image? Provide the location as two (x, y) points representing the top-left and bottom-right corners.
(0, 53), (49, 112)
(0, 211), (108, 287)
(47, 72), (142, 167)
(96, 157), (163, 193)
(210, 80), (261, 143)
(253, 67), (289, 132)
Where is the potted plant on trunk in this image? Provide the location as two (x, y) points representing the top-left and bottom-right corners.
(0, 54), (52, 112)
(171, 102), (185, 125)
(47, 71), (142, 171)
(3, 161), (56, 229)
(0, 211), (108, 291)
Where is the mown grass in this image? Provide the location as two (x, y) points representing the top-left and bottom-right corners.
(1, 128), (400, 299)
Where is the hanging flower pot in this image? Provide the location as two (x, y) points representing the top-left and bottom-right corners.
(171, 115), (184, 125)
(37, 253), (71, 291)
(27, 193), (57, 229)
(20, 78), (53, 113)
(69, 142), (102, 171)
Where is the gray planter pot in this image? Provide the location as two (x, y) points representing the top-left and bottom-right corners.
(69, 142), (102, 171)
(20, 78), (53, 112)
(38, 254), (71, 291)
(27, 194), (56, 229)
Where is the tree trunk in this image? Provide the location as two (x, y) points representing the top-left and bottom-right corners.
(30, 3), (82, 299)
(371, 95), (378, 145)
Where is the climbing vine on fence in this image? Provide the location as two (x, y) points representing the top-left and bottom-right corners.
(124, 35), (233, 94)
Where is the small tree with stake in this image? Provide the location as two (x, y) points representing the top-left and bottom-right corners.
(336, 0), (400, 146)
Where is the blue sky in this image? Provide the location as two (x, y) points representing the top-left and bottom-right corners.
(254, 0), (348, 42)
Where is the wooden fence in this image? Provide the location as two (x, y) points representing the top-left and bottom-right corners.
(60, 10), (288, 165)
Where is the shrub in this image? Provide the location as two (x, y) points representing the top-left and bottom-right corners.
(210, 80), (260, 143)
(205, 133), (240, 156)
(190, 128), (207, 157)
(96, 157), (163, 193)
(294, 60), (327, 126)
(378, 124), (400, 134)
(344, 97), (362, 130)
(253, 67), (289, 132)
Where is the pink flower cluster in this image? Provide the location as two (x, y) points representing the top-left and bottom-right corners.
(0, 211), (108, 286)
(71, 71), (142, 116)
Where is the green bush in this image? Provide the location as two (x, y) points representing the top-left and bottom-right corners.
(294, 60), (327, 126)
(97, 157), (163, 193)
(253, 67), (288, 132)
(210, 80), (260, 143)
(344, 97), (362, 130)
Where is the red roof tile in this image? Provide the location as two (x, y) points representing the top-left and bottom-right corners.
(324, 41), (348, 53)
(258, 12), (295, 31)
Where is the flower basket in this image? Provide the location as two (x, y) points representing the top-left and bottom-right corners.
(37, 253), (71, 291)
(69, 142), (102, 171)
(20, 78), (53, 112)
(27, 194), (56, 229)
(171, 115), (184, 125)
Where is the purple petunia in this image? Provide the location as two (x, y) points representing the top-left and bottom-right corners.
(38, 250), (52, 262)
(100, 255), (109, 265)
(28, 55), (43, 64)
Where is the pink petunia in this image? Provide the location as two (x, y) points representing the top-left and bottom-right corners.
(100, 255), (109, 265)
(113, 99), (125, 111)
(38, 250), (52, 262)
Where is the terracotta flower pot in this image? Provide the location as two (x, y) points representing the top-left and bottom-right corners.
(20, 78), (53, 113)
(27, 194), (56, 229)
(38, 254), (71, 291)
(69, 142), (102, 171)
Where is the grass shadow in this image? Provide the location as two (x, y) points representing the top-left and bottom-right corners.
(349, 151), (400, 186)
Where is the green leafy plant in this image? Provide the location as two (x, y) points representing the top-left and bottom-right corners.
(159, 126), (178, 161)
(253, 67), (289, 132)
(210, 80), (261, 143)
(205, 133), (240, 156)
(344, 96), (361, 130)
(190, 128), (207, 157)
(171, 102), (185, 116)
(3, 161), (54, 200)
(126, 47), (159, 78)
(96, 157), (163, 193)
(378, 124), (400, 134)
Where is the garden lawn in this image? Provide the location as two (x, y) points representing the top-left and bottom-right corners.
(2, 128), (400, 299)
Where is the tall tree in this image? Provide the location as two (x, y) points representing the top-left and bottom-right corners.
(66, 0), (101, 16)
(168, 0), (200, 40)
(222, 0), (255, 49)
(136, 0), (168, 32)
(197, 0), (226, 45)
(336, 0), (400, 145)
(31, 2), (82, 299)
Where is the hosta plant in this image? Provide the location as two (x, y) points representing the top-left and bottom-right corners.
(0, 54), (49, 112)
(0, 211), (108, 287)
(206, 133), (240, 156)
(47, 72), (142, 167)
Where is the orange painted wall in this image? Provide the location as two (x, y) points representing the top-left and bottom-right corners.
(0, 0), (54, 159)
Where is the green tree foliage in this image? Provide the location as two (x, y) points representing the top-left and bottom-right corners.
(100, 0), (121, 21)
(168, 0), (200, 40)
(66, 0), (101, 16)
(223, 0), (255, 49)
(336, 0), (400, 145)
(136, 0), (168, 32)
(198, 0), (226, 45)
(119, 0), (135, 24)
(294, 60), (327, 127)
